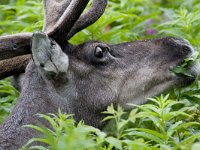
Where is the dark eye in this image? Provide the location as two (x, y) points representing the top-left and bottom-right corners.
(94, 46), (109, 59)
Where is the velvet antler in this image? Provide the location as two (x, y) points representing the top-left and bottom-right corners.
(66, 0), (107, 40)
(0, 33), (32, 61)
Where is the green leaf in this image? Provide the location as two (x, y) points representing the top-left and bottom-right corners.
(126, 130), (164, 144)
(181, 133), (200, 145)
(105, 137), (122, 150)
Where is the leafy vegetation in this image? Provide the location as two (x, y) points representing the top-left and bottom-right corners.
(22, 96), (200, 150)
(0, 79), (19, 122)
(0, 0), (200, 149)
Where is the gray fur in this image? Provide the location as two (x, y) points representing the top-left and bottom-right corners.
(0, 32), (198, 149)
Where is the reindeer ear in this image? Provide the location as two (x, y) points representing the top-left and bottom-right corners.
(32, 32), (69, 76)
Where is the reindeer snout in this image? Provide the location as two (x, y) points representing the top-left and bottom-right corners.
(160, 37), (194, 58)
(170, 37), (194, 55)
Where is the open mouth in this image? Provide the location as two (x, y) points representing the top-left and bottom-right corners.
(170, 51), (200, 84)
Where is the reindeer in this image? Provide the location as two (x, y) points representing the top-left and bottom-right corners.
(0, 0), (198, 149)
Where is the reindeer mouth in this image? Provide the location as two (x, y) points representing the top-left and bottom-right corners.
(170, 52), (200, 86)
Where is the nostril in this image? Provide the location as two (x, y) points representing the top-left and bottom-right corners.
(182, 45), (192, 54)
(182, 45), (190, 51)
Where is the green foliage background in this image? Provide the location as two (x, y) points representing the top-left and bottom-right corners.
(0, 0), (200, 149)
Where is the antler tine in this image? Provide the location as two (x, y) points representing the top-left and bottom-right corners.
(43, 0), (72, 33)
(66, 0), (108, 40)
(47, 0), (90, 47)
(0, 55), (31, 80)
(0, 33), (32, 61)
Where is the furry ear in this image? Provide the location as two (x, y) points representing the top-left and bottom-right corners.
(32, 32), (69, 77)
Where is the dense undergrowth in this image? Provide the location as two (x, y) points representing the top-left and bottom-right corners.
(0, 0), (200, 149)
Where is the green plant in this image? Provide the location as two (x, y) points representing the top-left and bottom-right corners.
(127, 95), (200, 148)
(0, 0), (43, 35)
(23, 95), (200, 149)
(0, 79), (19, 123)
(22, 110), (103, 150)
(22, 109), (153, 150)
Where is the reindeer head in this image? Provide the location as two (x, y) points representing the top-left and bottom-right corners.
(68, 37), (196, 108)
(0, 0), (198, 129)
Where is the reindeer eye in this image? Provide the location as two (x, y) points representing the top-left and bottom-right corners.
(94, 46), (109, 59)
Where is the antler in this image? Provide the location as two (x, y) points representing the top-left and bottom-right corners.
(0, 55), (31, 80)
(66, 0), (108, 40)
(42, 0), (71, 33)
(44, 0), (107, 41)
(0, 33), (32, 61)
(48, 0), (90, 47)
(0, 0), (108, 79)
